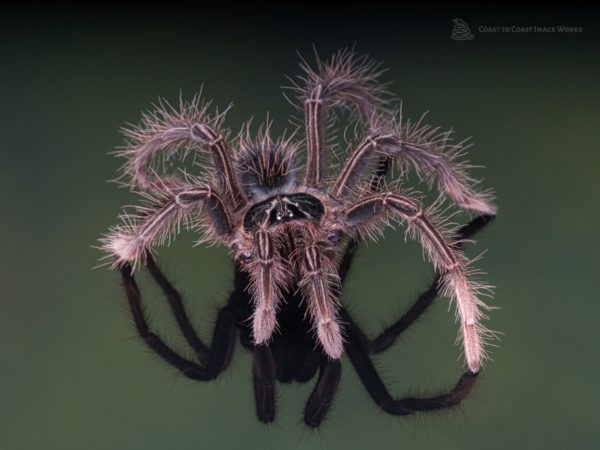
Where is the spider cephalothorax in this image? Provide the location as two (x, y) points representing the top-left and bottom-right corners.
(101, 48), (497, 426)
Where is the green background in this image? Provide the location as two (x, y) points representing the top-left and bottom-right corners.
(2, 9), (599, 450)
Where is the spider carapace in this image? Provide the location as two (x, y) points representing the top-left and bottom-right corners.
(101, 48), (497, 427)
(242, 193), (325, 231)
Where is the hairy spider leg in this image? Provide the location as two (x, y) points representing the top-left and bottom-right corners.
(332, 130), (496, 215)
(247, 228), (285, 346)
(299, 242), (344, 360)
(122, 102), (246, 207)
(345, 194), (492, 373)
(344, 346), (478, 415)
(338, 215), (494, 415)
(340, 215), (495, 354)
(103, 184), (233, 269)
(304, 358), (342, 427)
(301, 49), (385, 188)
(120, 259), (237, 381)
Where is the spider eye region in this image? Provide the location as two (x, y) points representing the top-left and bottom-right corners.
(243, 193), (324, 232)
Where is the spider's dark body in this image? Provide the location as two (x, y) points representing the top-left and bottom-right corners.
(105, 49), (497, 427)
(243, 193), (325, 232)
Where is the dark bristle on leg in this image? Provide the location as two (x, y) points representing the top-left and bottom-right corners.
(368, 155), (392, 192)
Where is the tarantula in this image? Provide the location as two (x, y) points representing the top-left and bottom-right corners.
(100, 49), (497, 427)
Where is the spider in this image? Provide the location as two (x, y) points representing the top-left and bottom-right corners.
(100, 49), (497, 427)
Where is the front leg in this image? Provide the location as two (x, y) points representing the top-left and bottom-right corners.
(299, 243), (344, 360)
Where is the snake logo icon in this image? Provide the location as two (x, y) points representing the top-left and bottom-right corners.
(452, 18), (475, 40)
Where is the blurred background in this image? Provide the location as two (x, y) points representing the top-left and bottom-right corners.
(1, 6), (599, 450)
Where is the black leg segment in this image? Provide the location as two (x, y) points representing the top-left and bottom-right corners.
(304, 358), (342, 428)
(121, 265), (211, 380)
(252, 345), (276, 423)
(120, 262), (237, 381)
(344, 331), (477, 415)
(146, 257), (210, 362)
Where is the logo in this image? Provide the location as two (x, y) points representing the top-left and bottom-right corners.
(452, 18), (475, 40)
